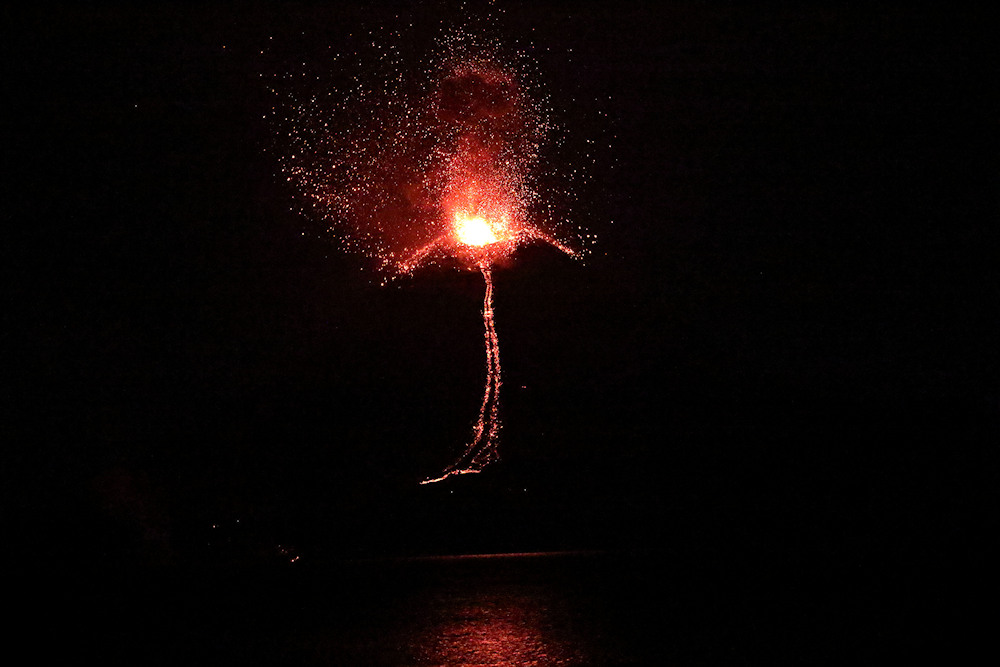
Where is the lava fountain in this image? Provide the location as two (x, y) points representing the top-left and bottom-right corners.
(277, 25), (592, 484)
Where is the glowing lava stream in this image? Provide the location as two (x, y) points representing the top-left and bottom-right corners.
(414, 206), (574, 484)
(421, 263), (501, 484)
(279, 44), (593, 486)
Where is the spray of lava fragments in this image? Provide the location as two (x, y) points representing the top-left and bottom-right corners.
(277, 25), (593, 484)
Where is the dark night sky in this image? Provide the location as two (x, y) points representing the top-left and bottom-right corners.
(5, 1), (994, 581)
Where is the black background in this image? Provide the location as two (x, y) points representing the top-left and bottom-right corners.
(4, 1), (993, 659)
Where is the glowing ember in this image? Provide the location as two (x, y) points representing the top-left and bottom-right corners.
(274, 19), (595, 483)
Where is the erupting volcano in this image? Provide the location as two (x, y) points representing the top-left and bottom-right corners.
(277, 25), (592, 483)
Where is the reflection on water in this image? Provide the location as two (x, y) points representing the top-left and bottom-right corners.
(432, 614), (550, 665)
(415, 578), (584, 665)
(308, 552), (634, 666)
(96, 545), (873, 663)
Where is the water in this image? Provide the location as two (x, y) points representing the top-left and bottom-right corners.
(305, 552), (644, 666)
(86, 548), (893, 665)
(89, 551), (676, 664)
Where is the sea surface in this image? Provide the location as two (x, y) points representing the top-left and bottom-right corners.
(76, 547), (905, 665)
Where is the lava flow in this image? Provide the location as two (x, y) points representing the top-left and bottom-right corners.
(414, 186), (574, 483)
(419, 262), (501, 484)
(407, 168), (574, 483)
(277, 26), (591, 484)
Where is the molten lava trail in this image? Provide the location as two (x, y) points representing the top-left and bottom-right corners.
(279, 27), (593, 484)
(421, 266), (501, 484)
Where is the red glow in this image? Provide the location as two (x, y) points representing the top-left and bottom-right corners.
(399, 63), (578, 483)
(280, 31), (592, 483)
